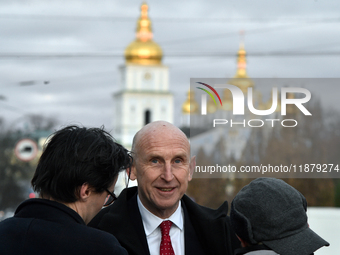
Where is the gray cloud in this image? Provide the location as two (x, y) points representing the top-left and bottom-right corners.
(0, 0), (339, 130)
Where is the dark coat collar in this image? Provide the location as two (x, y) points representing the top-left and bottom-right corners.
(94, 187), (149, 255)
(15, 198), (85, 225)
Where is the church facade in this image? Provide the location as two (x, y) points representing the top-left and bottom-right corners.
(113, 3), (173, 150)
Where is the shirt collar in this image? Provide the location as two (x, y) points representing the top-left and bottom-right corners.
(137, 195), (184, 236)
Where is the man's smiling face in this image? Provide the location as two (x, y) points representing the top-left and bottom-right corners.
(130, 121), (194, 219)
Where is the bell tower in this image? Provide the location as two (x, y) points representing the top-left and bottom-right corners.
(113, 3), (173, 149)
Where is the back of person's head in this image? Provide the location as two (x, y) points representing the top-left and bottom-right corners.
(31, 125), (131, 203)
(230, 177), (329, 255)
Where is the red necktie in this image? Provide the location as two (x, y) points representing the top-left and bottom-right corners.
(160, 220), (175, 255)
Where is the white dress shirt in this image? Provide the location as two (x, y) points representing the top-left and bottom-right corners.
(137, 195), (184, 255)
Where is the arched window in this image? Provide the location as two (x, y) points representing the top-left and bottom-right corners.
(144, 110), (151, 125)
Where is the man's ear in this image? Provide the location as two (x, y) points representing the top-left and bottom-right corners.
(126, 164), (137, 181)
(188, 155), (196, 181)
(79, 183), (91, 201)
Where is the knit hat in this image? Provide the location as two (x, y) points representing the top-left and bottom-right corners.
(230, 177), (329, 255)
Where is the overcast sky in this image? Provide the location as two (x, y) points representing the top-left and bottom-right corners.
(0, 0), (340, 132)
(1, 2), (339, 252)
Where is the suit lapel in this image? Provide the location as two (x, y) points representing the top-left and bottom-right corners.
(182, 195), (234, 255)
(98, 189), (150, 255)
(182, 201), (206, 255)
(127, 193), (150, 255)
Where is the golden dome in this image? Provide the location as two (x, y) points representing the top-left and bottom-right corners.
(182, 90), (199, 114)
(125, 3), (163, 65)
(228, 43), (254, 94)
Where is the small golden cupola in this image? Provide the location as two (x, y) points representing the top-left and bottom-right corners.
(125, 3), (163, 65)
(228, 40), (254, 94)
(182, 90), (199, 114)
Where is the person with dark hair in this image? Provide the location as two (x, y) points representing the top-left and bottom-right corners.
(230, 177), (329, 255)
(0, 125), (131, 255)
(89, 121), (240, 255)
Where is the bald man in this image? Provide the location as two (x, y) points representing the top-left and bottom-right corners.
(89, 121), (240, 255)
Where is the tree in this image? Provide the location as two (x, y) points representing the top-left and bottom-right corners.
(0, 115), (58, 211)
(0, 129), (31, 210)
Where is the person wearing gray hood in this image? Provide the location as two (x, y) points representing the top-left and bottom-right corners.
(230, 177), (329, 255)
